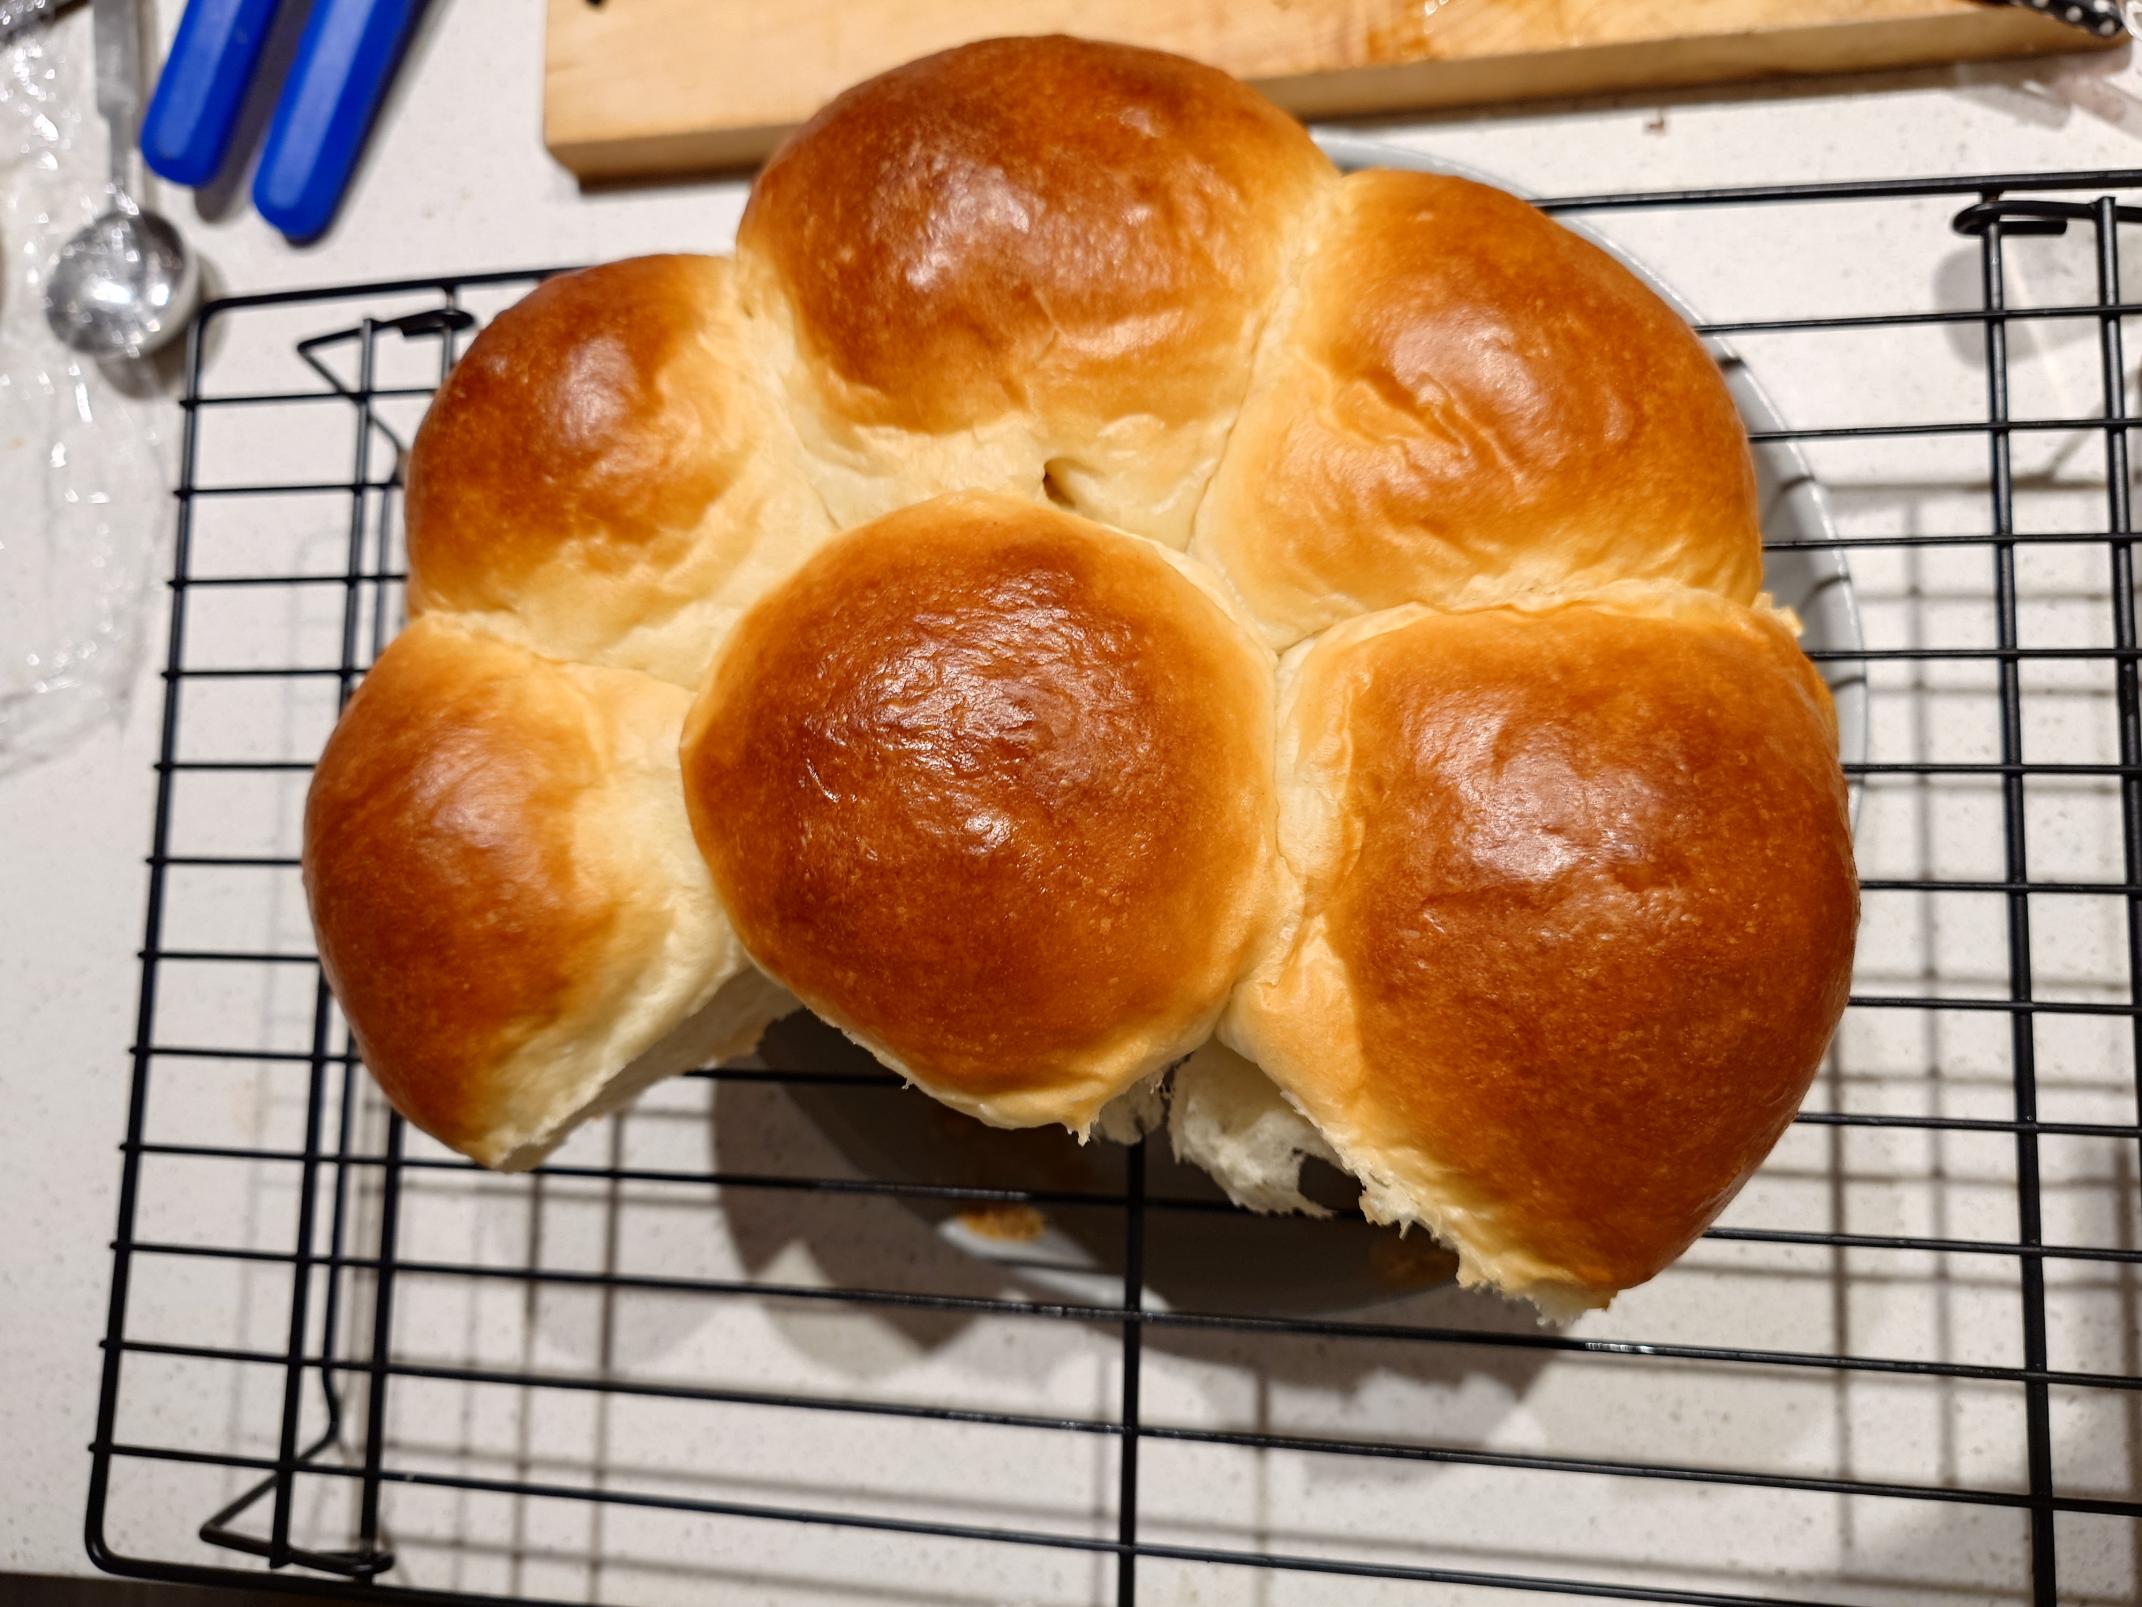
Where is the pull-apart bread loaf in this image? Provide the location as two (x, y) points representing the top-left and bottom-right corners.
(302, 34), (1857, 1312)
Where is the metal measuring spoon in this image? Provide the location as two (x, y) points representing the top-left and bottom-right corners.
(44, 0), (200, 359)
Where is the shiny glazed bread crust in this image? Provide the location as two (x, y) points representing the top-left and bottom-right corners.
(1223, 591), (1859, 1314)
(1191, 172), (1764, 647)
(301, 616), (787, 1169)
(680, 492), (1278, 1132)
(306, 36), (1857, 1312)
(404, 254), (834, 689)
(734, 34), (1337, 548)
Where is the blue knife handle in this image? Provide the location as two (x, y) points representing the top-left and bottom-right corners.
(253, 0), (421, 241)
(141, 0), (285, 186)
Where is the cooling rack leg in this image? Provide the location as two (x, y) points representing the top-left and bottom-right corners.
(85, 311), (210, 1568)
(345, 298), (455, 1567)
(355, 1114), (404, 1554)
(1976, 207), (2061, 1607)
(268, 315), (387, 1565)
(1116, 1138), (1146, 1607)
(2089, 201), (2142, 1186)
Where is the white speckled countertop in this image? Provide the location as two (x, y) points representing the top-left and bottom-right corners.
(4, 4), (2141, 1602)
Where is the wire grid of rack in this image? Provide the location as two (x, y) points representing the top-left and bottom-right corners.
(83, 167), (2142, 1607)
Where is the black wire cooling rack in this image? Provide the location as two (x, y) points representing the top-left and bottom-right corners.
(85, 168), (2142, 1607)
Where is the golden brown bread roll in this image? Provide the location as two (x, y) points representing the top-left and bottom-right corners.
(303, 35), (1857, 1312)
(1222, 589), (1858, 1316)
(303, 617), (791, 1168)
(1190, 172), (1763, 647)
(680, 491), (1278, 1132)
(735, 35), (1336, 547)
(405, 254), (833, 688)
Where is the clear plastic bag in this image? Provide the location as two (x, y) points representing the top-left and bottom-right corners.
(0, 27), (165, 778)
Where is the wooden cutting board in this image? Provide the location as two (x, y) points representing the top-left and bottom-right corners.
(544, 0), (2112, 181)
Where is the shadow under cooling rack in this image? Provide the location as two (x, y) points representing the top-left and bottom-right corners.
(86, 167), (2142, 1607)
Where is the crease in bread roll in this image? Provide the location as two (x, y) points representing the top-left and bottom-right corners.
(404, 254), (835, 688)
(1222, 589), (1858, 1314)
(1190, 172), (1764, 648)
(735, 34), (1337, 548)
(680, 490), (1281, 1134)
(302, 617), (790, 1168)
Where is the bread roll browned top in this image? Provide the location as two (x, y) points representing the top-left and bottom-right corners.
(736, 34), (1335, 546)
(1225, 591), (1857, 1312)
(405, 254), (832, 687)
(681, 491), (1277, 1130)
(1193, 172), (1763, 646)
(303, 617), (785, 1168)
